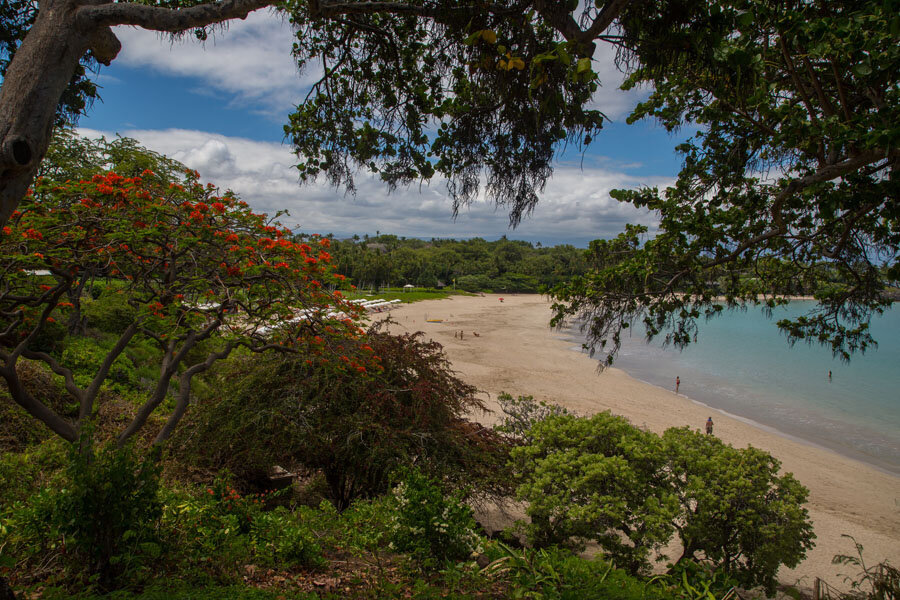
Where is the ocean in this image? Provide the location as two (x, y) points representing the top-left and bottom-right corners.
(566, 301), (900, 475)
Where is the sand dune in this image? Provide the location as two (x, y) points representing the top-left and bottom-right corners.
(378, 293), (899, 591)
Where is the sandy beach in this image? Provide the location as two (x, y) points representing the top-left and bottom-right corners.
(378, 293), (899, 592)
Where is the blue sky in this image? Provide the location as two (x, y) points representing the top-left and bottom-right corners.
(79, 11), (687, 247)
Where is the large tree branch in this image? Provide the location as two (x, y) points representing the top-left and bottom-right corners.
(81, 320), (140, 421)
(580, 0), (636, 42)
(76, 0), (275, 32)
(0, 364), (77, 441)
(118, 318), (222, 443)
(21, 348), (84, 405)
(153, 342), (236, 445)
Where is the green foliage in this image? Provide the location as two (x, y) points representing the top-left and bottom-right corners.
(388, 469), (482, 569)
(182, 325), (507, 509)
(285, 6), (603, 225)
(662, 427), (814, 593)
(2, 437), (164, 586)
(511, 412), (678, 573)
(483, 543), (676, 600)
(550, 0), (899, 365)
(160, 476), (323, 574)
(60, 337), (139, 394)
(0, 437), (67, 507)
(328, 235), (587, 294)
(82, 283), (138, 335)
(59, 440), (163, 583)
(511, 414), (814, 587)
(653, 560), (739, 600)
(494, 392), (570, 443)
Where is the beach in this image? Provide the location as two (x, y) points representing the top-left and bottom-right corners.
(379, 293), (900, 591)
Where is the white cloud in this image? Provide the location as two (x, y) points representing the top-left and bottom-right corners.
(79, 127), (666, 244)
(112, 11), (314, 117)
(111, 11), (645, 124)
(587, 34), (650, 122)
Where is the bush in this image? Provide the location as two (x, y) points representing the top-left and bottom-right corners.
(662, 427), (815, 593)
(181, 326), (508, 509)
(160, 475), (323, 574)
(511, 414), (814, 588)
(494, 392), (570, 443)
(59, 440), (164, 585)
(511, 412), (677, 573)
(388, 469), (482, 569)
(1, 437), (163, 588)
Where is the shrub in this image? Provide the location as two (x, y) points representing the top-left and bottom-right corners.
(511, 414), (814, 587)
(181, 325), (508, 509)
(388, 469), (481, 569)
(58, 439), (164, 585)
(662, 427), (814, 593)
(1, 437), (163, 588)
(160, 475), (323, 575)
(494, 392), (570, 443)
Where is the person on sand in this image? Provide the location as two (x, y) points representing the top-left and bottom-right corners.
(675, 376), (680, 394)
(706, 417), (714, 435)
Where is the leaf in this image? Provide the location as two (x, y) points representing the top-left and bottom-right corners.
(577, 57), (591, 74)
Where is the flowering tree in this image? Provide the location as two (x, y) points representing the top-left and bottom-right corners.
(0, 167), (364, 446)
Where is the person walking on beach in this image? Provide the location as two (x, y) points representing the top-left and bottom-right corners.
(705, 417), (714, 435)
(675, 376), (680, 394)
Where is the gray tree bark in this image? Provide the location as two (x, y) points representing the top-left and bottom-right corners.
(0, 0), (274, 229)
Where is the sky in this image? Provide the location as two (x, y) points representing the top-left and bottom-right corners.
(78, 10), (688, 247)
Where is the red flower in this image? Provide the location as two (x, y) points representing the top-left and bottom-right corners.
(22, 228), (43, 240)
(2, 226), (11, 235)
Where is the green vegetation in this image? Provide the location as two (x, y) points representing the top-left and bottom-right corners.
(179, 323), (508, 509)
(327, 235), (587, 294)
(510, 411), (815, 593)
(2, 132), (894, 599)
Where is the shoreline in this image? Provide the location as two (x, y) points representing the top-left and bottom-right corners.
(564, 338), (900, 479)
(379, 293), (900, 591)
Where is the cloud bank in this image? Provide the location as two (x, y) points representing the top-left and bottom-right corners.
(80, 127), (665, 245)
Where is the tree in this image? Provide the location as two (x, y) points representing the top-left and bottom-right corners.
(0, 148), (361, 447)
(662, 427), (814, 594)
(1, 0), (617, 229)
(550, 0), (899, 365)
(510, 413), (815, 589)
(510, 411), (680, 574)
(2, 1), (896, 360)
(183, 323), (505, 510)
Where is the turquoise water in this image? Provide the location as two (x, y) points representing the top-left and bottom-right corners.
(569, 302), (900, 475)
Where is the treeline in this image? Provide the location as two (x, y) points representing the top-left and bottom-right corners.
(320, 234), (589, 293)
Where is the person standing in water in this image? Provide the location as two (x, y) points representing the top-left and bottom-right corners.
(675, 376), (680, 394)
(706, 417), (714, 435)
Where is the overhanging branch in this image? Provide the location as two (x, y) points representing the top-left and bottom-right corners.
(77, 0), (275, 33)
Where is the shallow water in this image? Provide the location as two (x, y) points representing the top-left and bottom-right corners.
(566, 301), (900, 475)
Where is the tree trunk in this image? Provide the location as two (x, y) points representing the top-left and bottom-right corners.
(0, 0), (119, 229)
